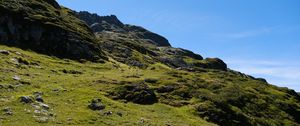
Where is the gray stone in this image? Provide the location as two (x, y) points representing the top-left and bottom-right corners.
(0, 50), (10, 55)
(12, 75), (21, 81)
(35, 116), (49, 123)
(3, 107), (13, 115)
(39, 103), (50, 110)
(104, 111), (113, 116)
(20, 96), (33, 103)
(88, 98), (105, 111)
(36, 95), (44, 103)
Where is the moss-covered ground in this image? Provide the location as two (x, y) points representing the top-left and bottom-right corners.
(0, 45), (215, 126)
(1, 44), (300, 126)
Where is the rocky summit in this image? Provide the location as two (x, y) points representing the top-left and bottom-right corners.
(0, 0), (107, 61)
(76, 11), (171, 47)
(0, 0), (300, 126)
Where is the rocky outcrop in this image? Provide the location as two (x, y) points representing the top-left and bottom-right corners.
(76, 11), (171, 47)
(158, 47), (203, 60)
(74, 11), (229, 71)
(0, 0), (107, 61)
(124, 25), (171, 46)
(0, 0), (226, 70)
(194, 58), (227, 70)
(76, 11), (124, 27)
(43, 0), (61, 9)
(109, 83), (158, 104)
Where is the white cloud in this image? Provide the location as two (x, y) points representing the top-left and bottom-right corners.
(214, 26), (276, 39)
(226, 59), (300, 91)
(213, 24), (300, 40)
(229, 28), (272, 39)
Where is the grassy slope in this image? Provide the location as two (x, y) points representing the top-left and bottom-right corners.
(0, 45), (215, 126)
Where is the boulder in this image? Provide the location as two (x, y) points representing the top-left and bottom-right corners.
(0, 50), (10, 55)
(88, 98), (106, 111)
(109, 83), (158, 104)
(12, 75), (21, 81)
(20, 96), (33, 103)
(3, 107), (13, 115)
(39, 103), (50, 110)
(194, 58), (227, 71)
(36, 95), (44, 103)
(0, 0), (107, 62)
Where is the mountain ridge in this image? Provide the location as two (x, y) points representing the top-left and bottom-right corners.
(0, 0), (300, 126)
(76, 11), (229, 71)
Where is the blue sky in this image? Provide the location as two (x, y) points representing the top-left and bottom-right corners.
(57, 0), (300, 91)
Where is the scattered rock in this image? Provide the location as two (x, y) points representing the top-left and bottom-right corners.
(0, 50), (10, 55)
(20, 96), (33, 103)
(88, 98), (106, 111)
(15, 52), (22, 55)
(34, 109), (41, 114)
(10, 58), (19, 64)
(17, 58), (30, 65)
(35, 116), (49, 123)
(33, 92), (43, 96)
(12, 75), (21, 81)
(104, 111), (113, 116)
(36, 95), (44, 103)
(2, 107), (13, 115)
(39, 103), (50, 110)
(140, 117), (145, 124)
(52, 88), (60, 92)
(67, 117), (73, 121)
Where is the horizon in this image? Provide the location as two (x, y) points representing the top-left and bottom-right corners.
(57, 0), (300, 91)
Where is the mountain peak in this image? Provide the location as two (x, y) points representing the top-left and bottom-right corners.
(76, 11), (171, 47)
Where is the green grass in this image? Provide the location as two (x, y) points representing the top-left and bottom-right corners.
(0, 45), (215, 126)
(0, 44), (300, 126)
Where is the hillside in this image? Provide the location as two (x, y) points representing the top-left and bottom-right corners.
(0, 0), (107, 61)
(0, 0), (300, 126)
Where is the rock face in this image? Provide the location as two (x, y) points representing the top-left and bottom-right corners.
(195, 58), (227, 70)
(88, 98), (106, 111)
(0, 0), (226, 71)
(43, 0), (61, 9)
(76, 11), (124, 28)
(76, 11), (228, 71)
(123, 25), (171, 47)
(0, 0), (107, 61)
(76, 11), (171, 47)
(109, 83), (158, 104)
